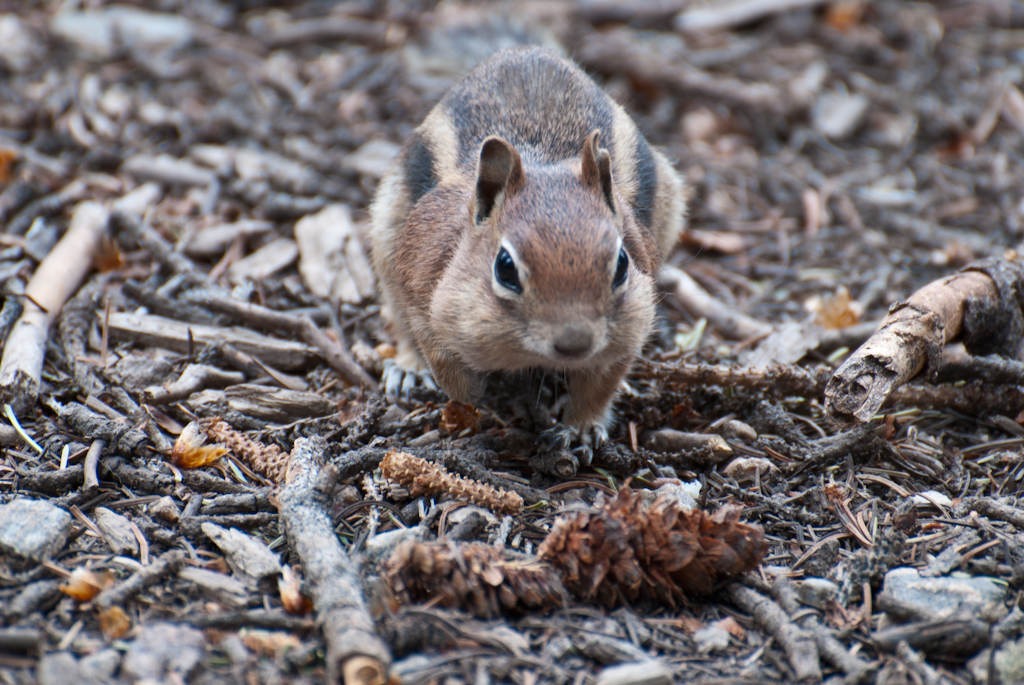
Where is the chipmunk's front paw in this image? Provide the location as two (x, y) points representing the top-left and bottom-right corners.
(382, 358), (441, 400)
(537, 423), (608, 469)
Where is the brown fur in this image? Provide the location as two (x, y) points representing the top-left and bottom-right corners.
(369, 46), (687, 431)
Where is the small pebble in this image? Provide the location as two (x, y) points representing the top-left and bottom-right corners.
(798, 578), (839, 610)
(0, 499), (72, 562)
(148, 496), (181, 523)
(693, 624), (731, 654)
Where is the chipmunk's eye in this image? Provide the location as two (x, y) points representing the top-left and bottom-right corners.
(612, 247), (629, 288)
(494, 247), (522, 293)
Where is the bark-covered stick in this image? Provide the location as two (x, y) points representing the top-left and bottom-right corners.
(0, 201), (109, 413)
(278, 437), (390, 685)
(659, 266), (773, 342)
(825, 259), (1024, 423)
(728, 583), (822, 682)
(201, 292), (378, 390)
(676, 0), (829, 33)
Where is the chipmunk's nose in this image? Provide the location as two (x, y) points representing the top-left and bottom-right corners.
(553, 324), (594, 359)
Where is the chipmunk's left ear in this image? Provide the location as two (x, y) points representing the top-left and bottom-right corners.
(581, 129), (618, 216)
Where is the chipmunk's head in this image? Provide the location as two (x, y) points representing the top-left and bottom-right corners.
(433, 129), (658, 373)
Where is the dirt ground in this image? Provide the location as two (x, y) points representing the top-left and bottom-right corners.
(2, 1), (1024, 684)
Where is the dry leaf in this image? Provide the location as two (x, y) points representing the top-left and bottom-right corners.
(99, 605), (131, 640)
(714, 616), (745, 639)
(170, 421), (228, 469)
(824, 1), (865, 32)
(60, 567), (117, 602)
(94, 235), (126, 272)
(807, 286), (861, 330)
(279, 565), (313, 616)
(0, 147), (17, 185)
(441, 400), (480, 435)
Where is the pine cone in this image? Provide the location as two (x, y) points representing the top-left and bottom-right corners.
(538, 487), (766, 605)
(384, 541), (565, 618)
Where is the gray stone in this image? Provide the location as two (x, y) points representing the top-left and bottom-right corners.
(879, 567), (1007, 622)
(799, 578), (839, 610)
(121, 622), (205, 682)
(148, 496), (181, 523)
(50, 6), (193, 59)
(693, 624), (730, 653)
(38, 652), (102, 685)
(80, 649), (121, 682)
(970, 636), (1024, 685)
(0, 14), (41, 72)
(94, 507), (139, 556)
(638, 481), (699, 512)
(0, 499), (72, 562)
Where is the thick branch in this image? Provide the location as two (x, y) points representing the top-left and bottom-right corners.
(278, 437), (390, 685)
(0, 201), (109, 412)
(826, 260), (1023, 423)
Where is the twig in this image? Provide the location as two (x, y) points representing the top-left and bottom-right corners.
(106, 387), (174, 456)
(577, 31), (790, 116)
(772, 576), (873, 682)
(5, 179), (88, 237)
(57, 281), (106, 396)
(659, 266), (774, 341)
(111, 211), (206, 280)
(107, 310), (318, 371)
(638, 359), (832, 394)
(4, 403), (42, 453)
(82, 439), (106, 491)
(958, 498), (1024, 530)
(0, 201), (109, 412)
(727, 583), (822, 681)
(93, 549), (186, 612)
(278, 436), (391, 684)
(257, 15), (389, 48)
(143, 364), (247, 404)
(188, 609), (314, 631)
(201, 292), (378, 389)
(49, 400), (149, 459)
(0, 278), (25, 344)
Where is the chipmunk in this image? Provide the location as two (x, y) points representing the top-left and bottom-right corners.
(369, 46), (686, 463)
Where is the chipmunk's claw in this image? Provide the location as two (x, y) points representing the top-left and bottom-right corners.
(382, 359), (440, 400)
(538, 423), (608, 467)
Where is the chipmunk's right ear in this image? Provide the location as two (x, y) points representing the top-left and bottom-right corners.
(473, 136), (523, 226)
